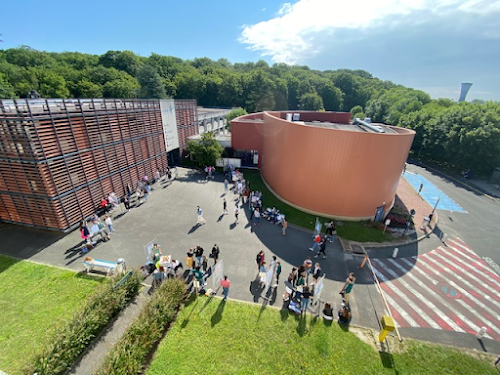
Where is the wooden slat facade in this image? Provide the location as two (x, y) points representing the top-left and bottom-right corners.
(0, 98), (198, 231)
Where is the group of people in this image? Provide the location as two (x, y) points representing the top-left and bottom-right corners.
(79, 213), (114, 252)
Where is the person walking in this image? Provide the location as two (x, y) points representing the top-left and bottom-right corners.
(253, 207), (261, 226)
(340, 272), (356, 305)
(309, 234), (322, 252)
(104, 215), (114, 233)
(223, 198), (228, 215)
(314, 238), (327, 259)
(224, 179), (229, 193)
(210, 244), (220, 264)
(234, 204), (240, 224)
(202, 255), (208, 273)
(221, 275), (230, 301)
(282, 218), (288, 236)
(197, 206), (206, 225)
(274, 261), (282, 287)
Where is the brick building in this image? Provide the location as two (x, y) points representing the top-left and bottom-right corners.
(0, 98), (197, 231)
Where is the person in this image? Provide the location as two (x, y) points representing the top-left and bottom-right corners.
(314, 238), (327, 259)
(202, 255), (208, 273)
(282, 218), (288, 236)
(256, 250), (265, 271)
(309, 234), (322, 252)
(152, 266), (165, 288)
(123, 196), (130, 211)
(224, 178), (229, 193)
(186, 249), (195, 269)
(253, 207), (260, 226)
(234, 204), (240, 224)
(192, 266), (205, 289)
(100, 197), (110, 212)
(303, 257), (313, 273)
(223, 198), (228, 215)
(197, 206), (206, 225)
(340, 272), (356, 305)
(323, 302), (334, 320)
(338, 303), (352, 325)
(104, 215), (114, 233)
(151, 243), (162, 263)
(289, 267), (298, 287)
(221, 275), (230, 301)
(210, 244), (220, 264)
(195, 245), (204, 266)
(296, 271), (306, 299)
(300, 286), (313, 314)
(312, 262), (322, 284)
(275, 261), (282, 286)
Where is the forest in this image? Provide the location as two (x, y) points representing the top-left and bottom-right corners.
(1, 46), (499, 175)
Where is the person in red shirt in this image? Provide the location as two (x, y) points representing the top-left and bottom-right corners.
(309, 234), (321, 252)
(220, 275), (231, 301)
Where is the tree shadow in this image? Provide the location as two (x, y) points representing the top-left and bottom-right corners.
(211, 299), (226, 327)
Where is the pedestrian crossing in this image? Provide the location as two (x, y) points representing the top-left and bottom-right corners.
(372, 238), (500, 341)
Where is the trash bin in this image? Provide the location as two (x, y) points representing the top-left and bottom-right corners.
(116, 258), (126, 275)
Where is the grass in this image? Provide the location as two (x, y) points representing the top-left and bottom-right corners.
(0, 255), (102, 375)
(243, 169), (394, 243)
(147, 297), (497, 375)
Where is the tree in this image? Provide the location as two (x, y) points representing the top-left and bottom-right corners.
(103, 76), (140, 98)
(321, 82), (343, 111)
(73, 79), (102, 98)
(0, 72), (16, 98)
(225, 108), (247, 131)
(299, 92), (324, 111)
(186, 132), (223, 167)
(137, 65), (166, 98)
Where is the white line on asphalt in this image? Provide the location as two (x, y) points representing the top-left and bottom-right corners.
(432, 250), (500, 307)
(379, 259), (465, 333)
(443, 242), (500, 281)
(383, 291), (420, 327)
(389, 258), (485, 336)
(427, 253), (500, 315)
(372, 261), (441, 330)
(415, 258), (500, 339)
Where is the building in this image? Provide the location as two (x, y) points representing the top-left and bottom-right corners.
(231, 111), (415, 220)
(0, 98), (197, 231)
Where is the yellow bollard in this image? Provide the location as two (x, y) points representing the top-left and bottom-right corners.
(379, 315), (395, 342)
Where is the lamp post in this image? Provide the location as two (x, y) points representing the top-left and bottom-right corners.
(402, 209), (415, 238)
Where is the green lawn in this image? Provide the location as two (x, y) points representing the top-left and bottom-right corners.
(0, 255), (102, 374)
(147, 297), (496, 375)
(243, 170), (393, 243)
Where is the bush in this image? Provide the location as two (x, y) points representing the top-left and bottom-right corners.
(27, 271), (142, 375)
(94, 278), (186, 375)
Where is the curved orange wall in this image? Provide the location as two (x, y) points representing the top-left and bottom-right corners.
(232, 111), (415, 220)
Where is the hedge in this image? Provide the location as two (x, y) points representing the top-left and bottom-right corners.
(94, 278), (186, 375)
(27, 271), (143, 375)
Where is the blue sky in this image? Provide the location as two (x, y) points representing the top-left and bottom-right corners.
(2, 0), (500, 101)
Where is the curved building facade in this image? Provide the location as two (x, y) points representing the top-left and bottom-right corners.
(231, 111), (415, 220)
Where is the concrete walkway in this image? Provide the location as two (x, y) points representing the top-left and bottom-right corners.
(1, 166), (498, 361)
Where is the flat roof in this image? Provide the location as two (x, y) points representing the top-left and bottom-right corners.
(303, 121), (398, 134)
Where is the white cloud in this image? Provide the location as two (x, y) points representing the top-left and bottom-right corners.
(239, 0), (500, 64)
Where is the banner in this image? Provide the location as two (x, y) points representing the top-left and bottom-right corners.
(263, 263), (275, 296)
(211, 259), (224, 289)
(315, 217), (322, 236)
(144, 238), (157, 262)
(312, 274), (325, 306)
(159, 99), (179, 152)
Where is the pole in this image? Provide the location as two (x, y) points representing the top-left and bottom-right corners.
(431, 193), (442, 215)
(365, 251), (402, 342)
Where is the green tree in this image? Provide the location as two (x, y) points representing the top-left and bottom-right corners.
(0, 72), (16, 98)
(99, 50), (143, 76)
(299, 92), (324, 111)
(186, 132), (224, 167)
(73, 79), (103, 98)
(137, 65), (166, 98)
(225, 108), (247, 131)
(321, 82), (343, 111)
(103, 76), (140, 98)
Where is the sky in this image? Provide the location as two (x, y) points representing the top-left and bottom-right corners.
(2, 0), (500, 101)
